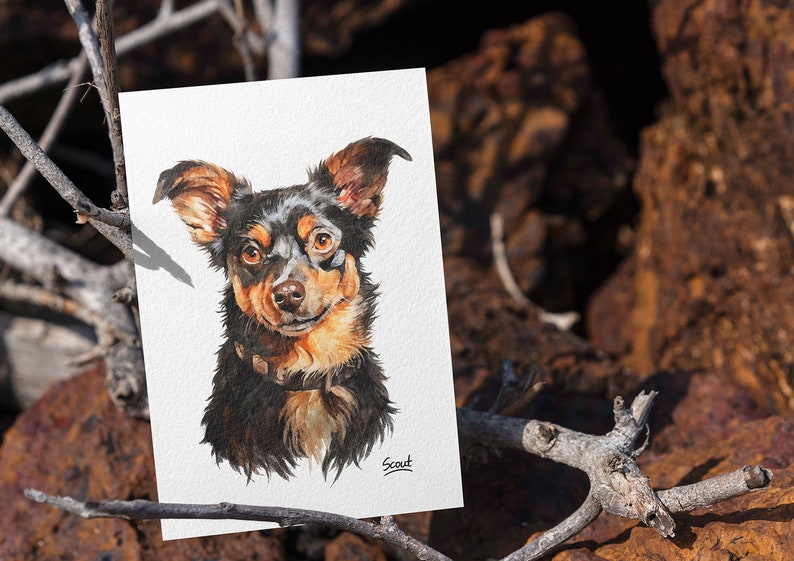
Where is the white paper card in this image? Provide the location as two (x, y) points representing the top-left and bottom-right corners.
(120, 69), (462, 540)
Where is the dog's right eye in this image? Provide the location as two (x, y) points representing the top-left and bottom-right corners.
(241, 246), (262, 265)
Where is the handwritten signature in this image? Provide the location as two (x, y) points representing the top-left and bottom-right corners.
(382, 455), (413, 476)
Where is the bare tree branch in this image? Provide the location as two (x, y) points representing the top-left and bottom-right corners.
(64, 0), (127, 197)
(251, 0), (273, 37)
(490, 212), (580, 331)
(490, 212), (532, 306)
(0, 215), (146, 415)
(24, 490), (453, 561)
(488, 359), (544, 416)
(0, 103), (132, 258)
(0, 279), (99, 327)
(95, 0), (128, 199)
(267, 0), (301, 79)
(456, 393), (772, 552)
(0, 0), (223, 104)
(217, 0), (259, 81)
(657, 464), (773, 513)
(0, 55), (89, 216)
(24, 393), (773, 560)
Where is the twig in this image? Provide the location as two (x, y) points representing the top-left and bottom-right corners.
(490, 212), (580, 330)
(64, 0), (127, 198)
(251, 0), (273, 36)
(0, 0), (223, 104)
(0, 55), (89, 216)
(217, 0), (259, 81)
(25, 490), (453, 561)
(490, 212), (532, 306)
(501, 493), (602, 561)
(489, 359), (544, 416)
(0, 279), (99, 327)
(657, 465), (773, 513)
(0, 103), (132, 258)
(159, 0), (175, 17)
(95, 0), (128, 198)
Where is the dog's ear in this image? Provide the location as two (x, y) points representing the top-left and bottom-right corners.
(323, 137), (411, 219)
(153, 161), (251, 245)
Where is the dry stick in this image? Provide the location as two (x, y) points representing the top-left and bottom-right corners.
(0, 215), (146, 416)
(24, 489), (453, 561)
(217, 0), (259, 81)
(490, 212), (532, 306)
(491, 361), (545, 418)
(502, 494), (602, 561)
(456, 393), (772, 547)
(489, 212), (579, 331)
(0, 279), (100, 327)
(658, 465), (773, 513)
(0, 0), (222, 104)
(247, 0), (271, 54)
(0, 104), (132, 259)
(24, 397), (772, 561)
(95, 0), (141, 327)
(0, 55), (89, 216)
(504, 465), (769, 561)
(96, 0), (127, 200)
(65, 0), (127, 198)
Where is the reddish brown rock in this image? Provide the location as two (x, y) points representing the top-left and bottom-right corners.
(429, 13), (632, 313)
(587, 0), (794, 414)
(0, 366), (285, 561)
(324, 532), (386, 561)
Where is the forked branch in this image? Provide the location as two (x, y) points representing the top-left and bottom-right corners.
(26, 393), (773, 561)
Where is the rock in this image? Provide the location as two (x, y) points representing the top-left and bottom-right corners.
(0, 365), (284, 561)
(324, 532), (386, 561)
(424, 13), (640, 405)
(587, 0), (794, 413)
(428, 13), (632, 313)
(301, 0), (419, 57)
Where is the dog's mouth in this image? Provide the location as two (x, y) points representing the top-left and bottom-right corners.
(271, 304), (332, 335)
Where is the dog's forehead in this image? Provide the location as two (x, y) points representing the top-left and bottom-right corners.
(254, 185), (335, 224)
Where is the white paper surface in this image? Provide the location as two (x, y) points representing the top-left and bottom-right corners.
(120, 69), (462, 540)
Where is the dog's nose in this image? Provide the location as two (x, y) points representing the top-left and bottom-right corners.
(272, 280), (305, 312)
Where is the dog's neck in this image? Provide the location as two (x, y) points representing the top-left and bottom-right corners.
(233, 338), (361, 390)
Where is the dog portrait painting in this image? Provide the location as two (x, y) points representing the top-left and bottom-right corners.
(121, 69), (463, 540)
(153, 137), (411, 481)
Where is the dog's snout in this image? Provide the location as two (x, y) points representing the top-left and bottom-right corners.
(272, 280), (305, 312)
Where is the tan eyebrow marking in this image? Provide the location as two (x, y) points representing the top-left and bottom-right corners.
(248, 224), (272, 249)
(297, 214), (318, 241)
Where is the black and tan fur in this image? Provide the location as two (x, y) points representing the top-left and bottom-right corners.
(153, 137), (410, 480)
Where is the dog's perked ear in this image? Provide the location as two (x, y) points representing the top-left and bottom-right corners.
(323, 137), (412, 219)
(153, 161), (252, 246)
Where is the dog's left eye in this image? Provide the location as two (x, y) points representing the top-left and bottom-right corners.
(313, 232), (334, 253)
